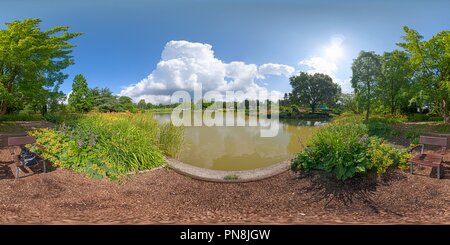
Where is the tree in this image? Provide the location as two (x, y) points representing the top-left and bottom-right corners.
(339, 93), (360, 114)
(0, 18), (81, 115)
(378, 50), (412, 114)
(289, 72), (341, 113)
(118, 96), (135, 112)
(280, 93), (291, 107)
(91, 87), (120, 112)
(137, 99), (147, 109)
(398, 26), (450, 123)
(146, 102), (154, 109)
(351, 51), (382, 121)
(69, 74), (93, 112)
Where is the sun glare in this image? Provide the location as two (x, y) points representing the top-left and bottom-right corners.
(325, 43), (343, 60)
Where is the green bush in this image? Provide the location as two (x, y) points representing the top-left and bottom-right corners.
(366, 137), (410, 173)
(333, 114), (401, 140)
(0, 114), (44, 121)
(367, 121), (400, 139)
(30, 112), (184, 180)
(405, 130), (421, 144)
(291, 122), (410, 180)
(43, 112), (80, 124)
(332, 113), (364, 125)
(407, 113), (443, 122)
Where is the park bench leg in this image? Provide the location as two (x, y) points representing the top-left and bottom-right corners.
(437, 165), (441, 179)
(43, 160), (46, 173)
(15, 166), (19, 179)
(409, 162), (413, 175)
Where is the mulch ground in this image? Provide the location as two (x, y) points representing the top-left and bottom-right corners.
(1, 156), (449, 224)
(1, 121), (449, 224)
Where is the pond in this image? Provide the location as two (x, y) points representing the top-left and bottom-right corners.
(154, 113), (327, 171)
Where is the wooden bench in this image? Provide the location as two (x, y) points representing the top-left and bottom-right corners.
(408, 135), (448, 179)
(7, 136), (46, 179)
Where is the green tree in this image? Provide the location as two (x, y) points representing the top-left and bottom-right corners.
(339, 93), (360, 114)
(91, 87), (120, 112)
(351, 51), (382, 121)
(378, 50), (413, 114)
(398, 26), (450, 123)
(137, 99), (147, 109)
(0, 18), (81, 115)
(69, 74), (93, 112)
(146, 102), (154, 109)
(118, 96), (135, 112)
(289, 72), (341, 113)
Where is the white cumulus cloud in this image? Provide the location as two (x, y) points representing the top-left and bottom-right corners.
(299, 57), (337, 76)
(258, 63), (295, 79)
(120, 40), (287, 104)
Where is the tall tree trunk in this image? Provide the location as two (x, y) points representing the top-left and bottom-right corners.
(0, 102), (7, 116)
(366, 81), (371, 121)
(311, 103), (316, 113)
(444, 98), (449, 123)
(391, 97), (395, 115)
(391, 79), (395, 115)
(366, 99), (370, 121)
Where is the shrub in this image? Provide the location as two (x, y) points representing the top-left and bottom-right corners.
(405, 130), (421, 144)
(291, 121), (410, 180)
(0, 114), (44, 121)
(407, 113), (443, 122)
(366, 137), (410, 174)
(367, 121), (400, 140)
(43, 112), (80, 124)
(332, 113), (364, 125)
(29, 127), (119, 179)
(30, 112), (184, 180)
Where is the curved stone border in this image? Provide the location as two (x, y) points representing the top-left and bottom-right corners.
(165, 157), (291, 183)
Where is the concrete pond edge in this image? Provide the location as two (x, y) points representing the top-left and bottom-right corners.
(165, 157), (291, 183)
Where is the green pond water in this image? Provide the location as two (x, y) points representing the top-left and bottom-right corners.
(154, 113), (327, 171)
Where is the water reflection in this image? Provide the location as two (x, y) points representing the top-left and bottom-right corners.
(154, 113), (326, 171)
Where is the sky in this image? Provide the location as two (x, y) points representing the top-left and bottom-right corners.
(1, 0), (449, 104)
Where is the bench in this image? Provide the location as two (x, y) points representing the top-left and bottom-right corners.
(7, 136), (46, 179)
(408, 135), (448, 179)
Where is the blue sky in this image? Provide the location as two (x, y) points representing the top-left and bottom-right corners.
(1, 0), (449, 103)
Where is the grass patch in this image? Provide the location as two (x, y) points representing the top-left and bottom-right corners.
(146, 108), (174, 113)
(402, 123), (450, 144)
(159, 123), (184, 158)
(407, 113), (443, 122)
(224, 174), (239, 180)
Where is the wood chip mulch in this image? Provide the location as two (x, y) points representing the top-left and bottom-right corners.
(1, 149), (449, 224)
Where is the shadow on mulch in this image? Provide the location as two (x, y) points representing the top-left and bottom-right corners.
(0, 156), (55, 180)
(0, 161), (15, 180)
(295, 169), (406, 214)
(428, 162), (450, 179)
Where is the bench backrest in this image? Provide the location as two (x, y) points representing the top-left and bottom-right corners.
(7, 136), (36, 146)
(419, 135), (448, 148)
